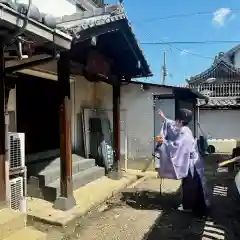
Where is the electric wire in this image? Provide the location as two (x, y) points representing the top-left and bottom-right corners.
(141, 40), (240, 45)
(144, 39), (214, 59)
(134, 8), (240, 23)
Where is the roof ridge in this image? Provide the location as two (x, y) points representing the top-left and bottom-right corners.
(188, 60), (240, 84)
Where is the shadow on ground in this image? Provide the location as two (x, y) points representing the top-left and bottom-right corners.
(120, 162), (240, 240)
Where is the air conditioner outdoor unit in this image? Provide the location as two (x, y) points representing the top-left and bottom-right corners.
(8, 132), (25, 170)
(10, 176), (24, 211)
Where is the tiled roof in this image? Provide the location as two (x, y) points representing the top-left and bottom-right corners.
(198, 97), (240, 106)
(2, 2), (57, 28)
(0, 3), (72, 50)
(188, 59), (240, 84)
(57, 5), (127, 34)
(188, 44), (240, 84)
(1, 2), (151, 76)
(57, 4), (152, 77)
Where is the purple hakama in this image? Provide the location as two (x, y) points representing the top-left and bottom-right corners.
(155, 118), (210, 214)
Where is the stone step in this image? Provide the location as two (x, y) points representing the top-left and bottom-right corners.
(0, 208), (26, 240)
(37, 158), (95, 186)
(39, 166), (105, 202)
(2, 227), (46, 240)
(27, 154), (90, 176)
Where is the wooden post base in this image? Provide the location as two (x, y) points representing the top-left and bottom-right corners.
(108, 161), (123, 180)
(54, 195), (76, 211)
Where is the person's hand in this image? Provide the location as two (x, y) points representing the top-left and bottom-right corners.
(158, 109), (166, 120)
(156, 135), (164, 143)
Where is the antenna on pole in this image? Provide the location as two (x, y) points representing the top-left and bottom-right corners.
(162, 49), (167, 84)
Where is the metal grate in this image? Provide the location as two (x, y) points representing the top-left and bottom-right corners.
(9, 134), (21, 169)
(10, 177), (23, 211)
(9, 133), (24, 170)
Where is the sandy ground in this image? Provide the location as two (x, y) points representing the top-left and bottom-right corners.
(29, 161), (240, 240)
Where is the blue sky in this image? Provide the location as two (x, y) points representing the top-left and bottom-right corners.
(106, 0), (240, 85)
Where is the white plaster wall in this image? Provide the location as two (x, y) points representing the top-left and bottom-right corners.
(96, 82), (173, 159)
(199, 109), (240, 139)
(22, 78), (172, 161)
(10, 76), (173, 160)
(15, 0), (81, 17)
(71, 76), (95, 152)
(122, 85), (172, 159)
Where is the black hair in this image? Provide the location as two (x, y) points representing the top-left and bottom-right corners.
(175, 108), (193, 126)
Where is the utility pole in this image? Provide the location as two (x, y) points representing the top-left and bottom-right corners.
(162, 49), (167, 84)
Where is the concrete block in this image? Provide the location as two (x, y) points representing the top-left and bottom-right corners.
(41, 166), (105, 202)
(37, 158), (95, 186)
(27, 154), (89, 175)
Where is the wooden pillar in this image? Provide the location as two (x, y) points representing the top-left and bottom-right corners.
(0, 43), (6, 208)
(54, 51), (76, 211)
(109, 80), (122, 179)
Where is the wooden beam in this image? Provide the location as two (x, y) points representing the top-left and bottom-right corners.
(0, 43), (6, 208)
(54, 51), (76, 211)
(5, 54), (54, 73)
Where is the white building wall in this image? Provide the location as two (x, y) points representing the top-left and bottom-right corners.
(199, 109), (240, 139)
(9, 77), (173, 161)
(71, 76), (95, 152)
(96, 82), (173, 159)
(121, 84), (172, 159)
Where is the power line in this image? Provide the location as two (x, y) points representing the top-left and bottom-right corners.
(134, 8), (240, 23)
(141, 40), (240, 45)
(170, 46), (213, 59)
(143, 39), (217, 59)
(162, 43), (214, 59)
(136, 11), (212, 23)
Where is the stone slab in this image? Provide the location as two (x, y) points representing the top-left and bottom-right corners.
(27, 173), (141, 226)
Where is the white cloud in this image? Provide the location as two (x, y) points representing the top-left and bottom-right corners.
(212, 8), (231, 26)
(180, 49), (192, 56)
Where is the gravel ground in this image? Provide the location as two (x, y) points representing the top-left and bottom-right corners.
(29, 163), (240, 240)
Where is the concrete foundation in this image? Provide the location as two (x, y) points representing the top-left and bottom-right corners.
(54, 196), (76, 211)
(27, 154), (105, 202)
